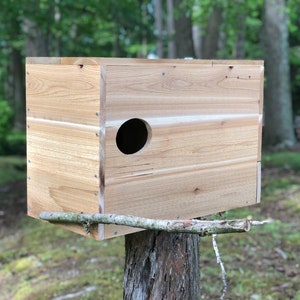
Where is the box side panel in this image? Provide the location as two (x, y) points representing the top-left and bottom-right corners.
(26, 64), (101, 239)
(26, 64), (100, 125)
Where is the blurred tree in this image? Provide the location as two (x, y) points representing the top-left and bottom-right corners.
(154, 0), (163, 58)
(1, 1), (26, 129)
(195, 0), (263, 59)
(0, 0), (298, 141)
(263, 0), (296, 148)
(287, 0), (300, 116)
(167, 0), (176, 58)
(153, 0), (195, 58)
(234, 0), (246, 59)
(0, 99), (14, 154)
(173, 0), (195, 58)
(202, 2), (223, 59)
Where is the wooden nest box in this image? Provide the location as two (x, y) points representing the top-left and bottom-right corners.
(26, 57), (264, 240)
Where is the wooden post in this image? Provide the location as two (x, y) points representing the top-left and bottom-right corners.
(123, 230), (200, 299)
(38, 212), (269, 298)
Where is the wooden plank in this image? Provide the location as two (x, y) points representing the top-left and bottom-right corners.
(104, 115), (260, 185)
(259, 64), (264, 114)
(27, 169), (99, 215)
(26, 57), (61, 64)
(59, 57), (264, 67)
(27, 119), (99, 182)
(26, 64), (100, 125)
(27, 119), (100, 237)
(103, 159), (257, 239)
(104, 64), (262, 120)
(28, 169), (99, 239)
(27, 166), (100, 239)
(26, 57), (264, 67)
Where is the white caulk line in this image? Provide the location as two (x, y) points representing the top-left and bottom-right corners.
(256, 162), (262, 203)
(27, 117), (100, 131)
(106, 114), (260, 127)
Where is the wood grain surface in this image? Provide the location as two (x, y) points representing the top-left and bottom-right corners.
(26, 58), (264, 240)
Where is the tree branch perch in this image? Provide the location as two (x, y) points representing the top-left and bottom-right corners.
(39, 212), (270, 236)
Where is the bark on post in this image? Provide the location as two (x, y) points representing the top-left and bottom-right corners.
(123, 230), (200, 300)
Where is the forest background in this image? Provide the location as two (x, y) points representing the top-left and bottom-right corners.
(0, 1), (300, 299)
(0, 0), (300, 152)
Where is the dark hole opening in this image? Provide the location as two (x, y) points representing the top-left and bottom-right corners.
(116, 118), (150, 155)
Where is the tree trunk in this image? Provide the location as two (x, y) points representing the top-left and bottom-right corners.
(235, 1), (246, 59)
(114, 25), (122, 57)
(202, 5), (223, 59)
(23, 18), (49, 56)
(12, 49), (25, 130)
(139, 2), (148, 58)
(167, 0), (176, 58)
(173, 0), (195, 58)
(263, 0), (296, 148)
(123, 230), (200, 300)
(53, 0), (62, 56)
(192, 1), (202, 58)
(154, 0), (164, 58)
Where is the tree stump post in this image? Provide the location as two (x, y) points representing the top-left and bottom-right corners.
(123, 230), (200, 299)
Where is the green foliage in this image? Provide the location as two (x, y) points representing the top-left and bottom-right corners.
(191, 0), (264, 59)
(0, 156), (26, 184)
(5, 131), (26, 155)
(0, 0), (156, 78)
(0, 100), (13, 154)
(0, 99), (25, 155)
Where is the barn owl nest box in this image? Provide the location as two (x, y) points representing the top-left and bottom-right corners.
(26, 57), (264, 240)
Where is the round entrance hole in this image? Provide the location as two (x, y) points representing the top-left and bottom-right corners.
(116, 118), (151, 155)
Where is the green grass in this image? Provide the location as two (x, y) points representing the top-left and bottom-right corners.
(262, 151), (300, 170)
(0, 156), (26, 184)
(1, 152), (300, 299)
(0, 218), (124, 300)
(198, 152), (300, 299)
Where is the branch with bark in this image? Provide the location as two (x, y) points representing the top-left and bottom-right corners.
(39, 212), (270, 236)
